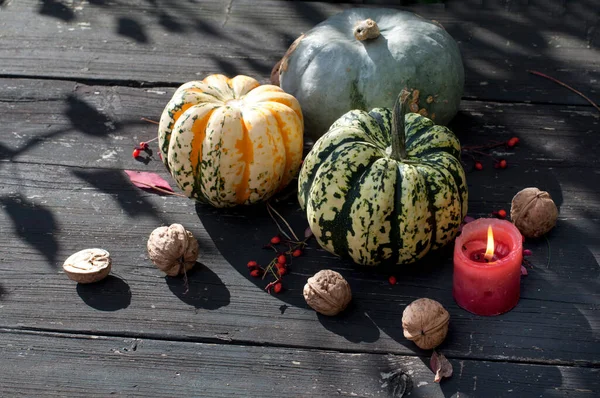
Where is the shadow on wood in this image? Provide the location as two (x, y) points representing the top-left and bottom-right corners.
(76, 275), (131, 311)
(0, 193), (60, 267)
(71, 169), (168, 221)
(165, 262), (231, 310)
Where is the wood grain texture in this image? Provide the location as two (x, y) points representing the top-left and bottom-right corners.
(0, 1), (599, 396)
(0, 0), (598, 105)
(1, 329), (599, 397)
(0, 140), (598, 365)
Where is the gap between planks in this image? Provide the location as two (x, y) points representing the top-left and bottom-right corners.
(2, 326), (597, 369)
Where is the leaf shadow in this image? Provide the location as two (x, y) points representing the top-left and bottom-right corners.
(0, 193), (60, 267)
(76, 275), (131, 311)
(65, 94), (121, 137)
(165, 262), (231, 310)
(38, 0), (75, 22)
(71, 168), (166, 220)
(117, 16), (150, 44)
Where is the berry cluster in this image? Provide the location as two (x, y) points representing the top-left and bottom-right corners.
(246, 234), (307, 294)
(132, 141), (150, 158)
(464, 136), (520, 171)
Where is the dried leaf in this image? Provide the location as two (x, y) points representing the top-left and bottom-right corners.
(521, 265), (528, 276)
(124, 170), (174, 192)
(430, 351), (453, 383)
(304, 226), (314, 239)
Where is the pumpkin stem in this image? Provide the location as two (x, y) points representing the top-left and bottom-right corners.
(354, 19), (380, 41)
(390, 89), (411, 161)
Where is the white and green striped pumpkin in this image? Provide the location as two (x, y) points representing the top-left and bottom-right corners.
(158, 74), (304, 208)
(298, 92), (468, 266)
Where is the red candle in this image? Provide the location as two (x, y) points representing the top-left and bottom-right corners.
(453, 218), (523, 316)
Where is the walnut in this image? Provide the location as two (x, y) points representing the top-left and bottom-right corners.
(510, 187), (558, 238)
(63, 248), (111, 284)
(147, 224), (199, 276)
(303, 270), (352, 316)
(402, 298), (450, 350)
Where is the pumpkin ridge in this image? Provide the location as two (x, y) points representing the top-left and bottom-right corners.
(388, 163), (403, 265)
(415, 163), (441, 251)
(267, 107), (293, 190)
(298, 134), (363, 210)
(328, 156), (380, 258)
(233, 113), (253, 204)
(309, 143), (380, 254)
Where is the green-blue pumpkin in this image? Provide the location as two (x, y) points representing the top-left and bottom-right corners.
(277, 8), (464, 139)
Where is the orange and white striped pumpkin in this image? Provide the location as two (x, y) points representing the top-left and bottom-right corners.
(158, 74), (304, 207)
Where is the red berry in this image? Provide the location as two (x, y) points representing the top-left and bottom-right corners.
(132, 148), (141, 158)
(139, 141), (149, 150)
(523, 249), (533, 256)
(388, 275), (397, 285)
(277, 264), (287, 276)
(497, 209), (507, 218)
(507, 137), (520, 147)
(270, 236), (281, 245)
(498, 159), (507, 169)
(250, 269), (262, 278)
(273, 282), (283, 294)
(292, 249), (303, 257)
(277, 255), (287, 265)
(474, 161), (483, 171)
(247, 260), (258, 269)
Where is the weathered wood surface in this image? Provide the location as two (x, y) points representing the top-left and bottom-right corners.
(0, 79), (598, 365)
(0, 0), (599, 396)
(0, 0), (598, 105)
(2, 330), (599, 397)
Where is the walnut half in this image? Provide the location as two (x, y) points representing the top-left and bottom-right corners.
(63, 248), (112, 284)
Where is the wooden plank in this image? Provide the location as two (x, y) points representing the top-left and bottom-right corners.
(1, 78), (598, 170)
(0, 0), (598, 105)
(1, 329), (598, 397)
(0, 159), (598, 365)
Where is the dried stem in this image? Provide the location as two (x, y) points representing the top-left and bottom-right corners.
(528, 70), (600, 113)
(141, 117), (160, 125)
(267, 202), (300, 242)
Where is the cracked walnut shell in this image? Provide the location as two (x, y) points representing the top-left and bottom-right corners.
(63, 248), (112, 284)
(303, 270), (352, 316)
(147, 224), (199, 276)
(511, 187), (558, 238)
(402, 298), (449, 350)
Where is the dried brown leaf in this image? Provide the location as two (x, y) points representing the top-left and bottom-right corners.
(124, 170), (174, 193)
(430, 351), (453, 383)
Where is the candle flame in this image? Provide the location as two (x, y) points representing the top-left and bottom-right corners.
(484, 225), (495, 261)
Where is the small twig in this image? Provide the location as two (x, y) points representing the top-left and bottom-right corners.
(462, 141), (505, 151)
(141, 117), (160, 125)
(266, 204), (292, 241)
(528, 70), (600, 113)
(467, 149), (499, 161)
(266, 202), (300, 241)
